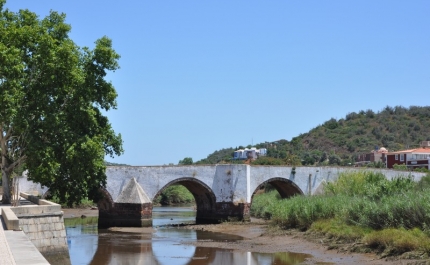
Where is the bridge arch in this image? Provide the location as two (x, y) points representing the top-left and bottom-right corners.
(251, 177), (304, 202)
(153, 177), (216, 217)
(97, 188), (115, 212)
(97, 188), (119, 228)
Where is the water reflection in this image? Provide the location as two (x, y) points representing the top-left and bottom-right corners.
(153, 205), (196, 227)
(65, 207), (312, 265)
(89, 231), (154, 265)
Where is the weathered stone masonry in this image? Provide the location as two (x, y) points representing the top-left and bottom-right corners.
(99, 202), (153, 228)
(2, 192), (69, 258)
(18, 215), (67, 253)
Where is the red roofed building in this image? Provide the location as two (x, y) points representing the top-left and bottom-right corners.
(385, 141), (430, 169)
(356, 147), (388, 166)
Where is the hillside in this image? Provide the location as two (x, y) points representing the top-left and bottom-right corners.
(196, 106), (430, 166)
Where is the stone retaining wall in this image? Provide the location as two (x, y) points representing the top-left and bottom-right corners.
(17, 214), (68, 254)
(9, 193), (69, 257)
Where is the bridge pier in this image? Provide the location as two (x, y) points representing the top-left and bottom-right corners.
(99, 202), (153, 228)
(98, 178), (153, 228)
(98, 201), (250, 228)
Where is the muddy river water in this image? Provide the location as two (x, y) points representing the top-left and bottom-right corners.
(62, 206), (315, 265)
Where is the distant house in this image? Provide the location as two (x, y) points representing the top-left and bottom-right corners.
(385, 141), (430, 169)
(356, 147), (388, 166)
(233, 148), (267, 161)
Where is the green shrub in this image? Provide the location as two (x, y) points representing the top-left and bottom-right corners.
(393, 164), (408, 171)
(154, 184), (195, 205)
(414, 167), (429, 173)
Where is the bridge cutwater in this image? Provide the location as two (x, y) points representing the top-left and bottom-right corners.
(19, 165), (426, 228)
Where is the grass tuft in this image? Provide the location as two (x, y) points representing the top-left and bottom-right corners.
(363, 228), (430, 255)
(310, 219), (370, 242)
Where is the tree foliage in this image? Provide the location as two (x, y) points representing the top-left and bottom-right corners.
(178, 157), (193, 165)
(195, 148), (235, 164)
(153, 184), (194, 205)
(0, 2), (123, 205)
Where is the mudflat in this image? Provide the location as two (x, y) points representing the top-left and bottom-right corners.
(181, 222), (414, 265)
(62, 208), (427, 265)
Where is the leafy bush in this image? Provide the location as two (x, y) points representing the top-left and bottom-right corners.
(414, 167), (429, 173)
(154, 184), (195, 205)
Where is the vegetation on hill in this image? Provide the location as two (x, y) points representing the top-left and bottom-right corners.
(251, 171), (430, 258)
(196, 106), (430, 166)
(105, 161), (130, 167)
(178, 157), (193, 165)
(195, 148), (236, 164)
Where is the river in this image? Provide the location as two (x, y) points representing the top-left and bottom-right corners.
(61, 206), (313, 265)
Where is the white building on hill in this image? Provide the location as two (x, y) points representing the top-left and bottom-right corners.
(233, 148), (267, 160)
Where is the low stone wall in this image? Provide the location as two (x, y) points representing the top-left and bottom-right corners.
(1, 207), (20, 230)
(8, 193), (69, 257)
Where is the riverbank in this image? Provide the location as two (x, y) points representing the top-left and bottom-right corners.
(61, 208), (428, 265)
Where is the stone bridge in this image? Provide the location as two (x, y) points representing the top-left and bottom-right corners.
(96, 165), (424, 228)
(18, 165), (425, 228)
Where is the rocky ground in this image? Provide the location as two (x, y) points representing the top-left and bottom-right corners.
(62, 208), (429, 265)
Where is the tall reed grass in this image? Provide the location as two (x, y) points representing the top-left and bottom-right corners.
(250, 171), (430, 255)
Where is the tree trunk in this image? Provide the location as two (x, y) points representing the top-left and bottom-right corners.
(1, 134), (11, 204)
(1, 168), (11, 204)
(1, 126), (26, 205)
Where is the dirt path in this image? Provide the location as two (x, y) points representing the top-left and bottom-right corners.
(62, 208), (426, 265)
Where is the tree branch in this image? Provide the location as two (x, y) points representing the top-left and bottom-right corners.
(4, 155), (27, 174)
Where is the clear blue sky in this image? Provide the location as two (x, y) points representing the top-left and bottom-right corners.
(4, 1), (429, 166)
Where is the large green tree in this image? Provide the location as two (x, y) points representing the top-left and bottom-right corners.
(0, 1), (123, 205)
